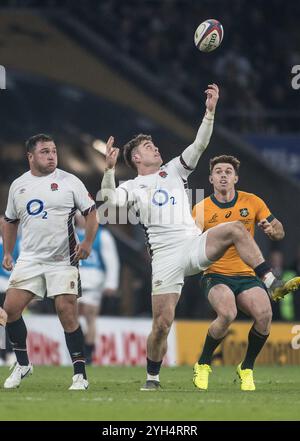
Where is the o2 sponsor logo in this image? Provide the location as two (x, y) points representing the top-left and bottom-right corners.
(152, 189), (176, 207)
(26, 199), (48, 219)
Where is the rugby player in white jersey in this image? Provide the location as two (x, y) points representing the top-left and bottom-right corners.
(101, 84), (299, 390)
(2, 134), (98, 390)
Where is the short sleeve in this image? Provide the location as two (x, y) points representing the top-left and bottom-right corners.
(4, 184), (19, 223)
(254, 195), (274, 223)
(71, 176), (96, 216)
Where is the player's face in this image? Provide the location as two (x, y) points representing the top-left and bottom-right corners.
(134, 140), (163, 168)
(28, 141), (58, 175)
(210, 163), (238, 193)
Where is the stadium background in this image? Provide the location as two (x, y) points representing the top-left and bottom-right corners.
(0, 0), (300, 368)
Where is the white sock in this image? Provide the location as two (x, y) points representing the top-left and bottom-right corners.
(263, 271), (276, 288)
(147, 373), (159, 381)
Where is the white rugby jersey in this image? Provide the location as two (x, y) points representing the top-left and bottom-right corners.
(5, 169), (96, 265)
(117, 157), (202, 253)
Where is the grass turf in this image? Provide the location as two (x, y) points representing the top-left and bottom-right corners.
(0, 365), (299, 421)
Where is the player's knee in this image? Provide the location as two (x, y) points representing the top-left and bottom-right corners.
(3, 303), (23, 322)
(219, 309), (237, 324)
(231, 221), (246, 238)
(255, 307), (272, 325)
(153, 316), (173, 338)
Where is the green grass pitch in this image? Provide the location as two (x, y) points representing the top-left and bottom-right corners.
(0, 365), (299, 421)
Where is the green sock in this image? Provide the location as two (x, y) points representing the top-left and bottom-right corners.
(241, 326), (269, 370)
(198, 332), (224, 365)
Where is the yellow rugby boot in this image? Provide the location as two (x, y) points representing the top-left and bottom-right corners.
(193, 363), (212, 391)
(271, 277), (300, 302)
(236, 363), (255, 391)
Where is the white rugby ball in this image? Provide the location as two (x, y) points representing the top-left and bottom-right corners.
(194, 19), (224, 52)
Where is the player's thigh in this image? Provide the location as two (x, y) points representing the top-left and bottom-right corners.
(45, 266), (79, 297)
(152, 250), (185, 295)
(236, 286), (272, 319)
(151, 293), (180, 325)
(7, 261), (46, 299)
(205, 221), (241, 262)
(207, 284), (237, 318)
(4, 288), (35, 318)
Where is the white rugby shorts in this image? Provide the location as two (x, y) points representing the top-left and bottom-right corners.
(78, 289), (103, 307)
(7, 260), (79, 298)
(151, 231), (212, 295)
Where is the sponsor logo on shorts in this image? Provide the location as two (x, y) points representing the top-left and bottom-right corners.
(240, 208), (249, 217)
(70, 281), (75, 289)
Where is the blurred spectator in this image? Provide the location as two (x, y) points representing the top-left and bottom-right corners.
(76, 214), (120, 364)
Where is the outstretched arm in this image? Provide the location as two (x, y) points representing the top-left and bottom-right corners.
(181, 84), (219, 170)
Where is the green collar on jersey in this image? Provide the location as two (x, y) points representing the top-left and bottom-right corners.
(210, 190), (239, 208)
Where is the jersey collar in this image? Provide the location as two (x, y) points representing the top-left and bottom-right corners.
(210, 190), (239, 208)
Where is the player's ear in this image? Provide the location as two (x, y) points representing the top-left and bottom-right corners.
(234, 174), (239, 184)
(132, 152), (141, 166)
(209, 175), (213, 184)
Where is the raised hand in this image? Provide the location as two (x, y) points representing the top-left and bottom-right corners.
(105, 136), (119, 170)
(205, 83), (219, 113)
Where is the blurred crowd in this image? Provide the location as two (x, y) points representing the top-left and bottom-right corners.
(3, 0), (299, 132)
(75, 0), (300, 132)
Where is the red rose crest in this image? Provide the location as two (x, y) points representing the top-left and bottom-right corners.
(159, 171), (168, 178)
(51, 183), (59, 191)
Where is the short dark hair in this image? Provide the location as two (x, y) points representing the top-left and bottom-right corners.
(25, 134), (54, 153)
(123, 134), (152, 169)
(209, 155), (240, 174)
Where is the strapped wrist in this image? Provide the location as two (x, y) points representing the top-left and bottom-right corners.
(204, 109), (215, 120)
